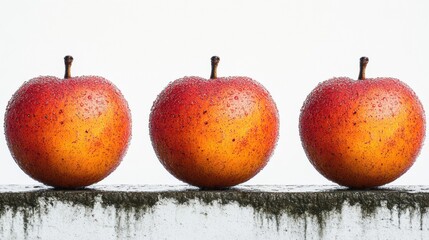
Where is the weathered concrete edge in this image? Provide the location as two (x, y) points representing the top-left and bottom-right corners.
(1, 185), (429, 221)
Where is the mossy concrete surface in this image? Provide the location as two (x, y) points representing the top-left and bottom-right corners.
(1, 185), (429, 239)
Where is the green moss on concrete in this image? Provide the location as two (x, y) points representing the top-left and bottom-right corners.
(96, 191), (160, 237)
(1, 186), (429, 237)
(154, 188), (429, 232)
(99, 191), (159, 213)
(0, 189), (101, 235)
(96, 187), (429, 234)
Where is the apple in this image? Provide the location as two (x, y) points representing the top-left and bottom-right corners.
(4, 56), (132, 188)
(149, 56), (279, 189)
(299, 57), (425, 188)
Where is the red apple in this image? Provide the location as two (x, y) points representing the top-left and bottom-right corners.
(4, 56), (132, 188)
(149, 56), (279, 189)
(299, 57), (425, 188)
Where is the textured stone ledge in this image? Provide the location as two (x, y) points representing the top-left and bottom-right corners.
(1, 185), (429, 239)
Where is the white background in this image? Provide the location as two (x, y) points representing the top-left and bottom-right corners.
(0, 1), (428, 186)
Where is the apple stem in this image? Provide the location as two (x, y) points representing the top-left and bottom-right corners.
(64, 55), (74, 79)
(210, 56), (220, 79)
(358, 56), (369, 80)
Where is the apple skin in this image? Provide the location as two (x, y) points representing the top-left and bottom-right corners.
(149, 75), (279, 189)
(299, 76), (425, 189)
(4, 75), (131, 188)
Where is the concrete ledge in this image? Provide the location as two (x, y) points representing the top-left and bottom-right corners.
(1, 185), (429, 239)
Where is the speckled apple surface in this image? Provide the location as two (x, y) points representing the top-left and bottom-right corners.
(150, 76), (279, 189)
(4, 76), (132, 188)
(299, 77), (425, 188)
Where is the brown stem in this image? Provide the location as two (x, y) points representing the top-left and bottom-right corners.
(64, 55), (74, 79)
(210, 56), (220, 79)
(358, 56), (369, 80)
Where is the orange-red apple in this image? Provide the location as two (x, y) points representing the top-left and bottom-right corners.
(299, 57), (425, 188)
(4, 56), (131, 188)
(149, 56), (279, 189)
